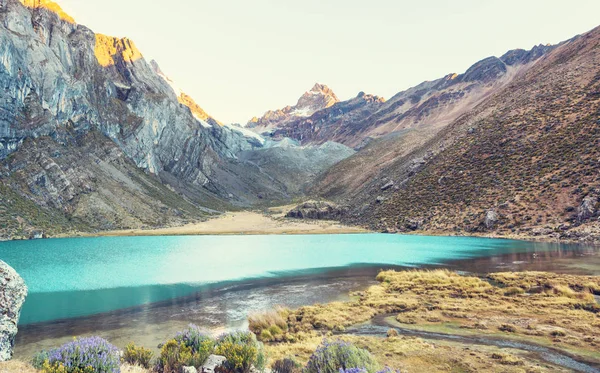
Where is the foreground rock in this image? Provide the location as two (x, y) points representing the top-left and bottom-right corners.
(0, 260), (27, 361)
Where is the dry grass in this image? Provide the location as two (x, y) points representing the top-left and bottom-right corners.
(265, 334), (564, 373)
(257, 270), (600, 370)
(249, 307), (290, 341)
(0, 360), (39, 373)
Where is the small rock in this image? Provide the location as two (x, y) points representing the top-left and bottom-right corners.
(381, 181), (395, 191)
(387, 328), (399, 338)
(182, 367), (198, 373)
(376, 196), (385, 204)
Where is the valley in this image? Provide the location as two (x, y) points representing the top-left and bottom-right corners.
(0, 1), (599, 373)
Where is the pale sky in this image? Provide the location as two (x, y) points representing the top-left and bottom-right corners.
(58, 0), (600, 124)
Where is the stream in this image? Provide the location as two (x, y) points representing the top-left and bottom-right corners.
(343, 315), (600, 373)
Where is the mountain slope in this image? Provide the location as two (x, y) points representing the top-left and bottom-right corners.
(328, 27), (600, 241)
(311, 44), (557, 200)
(256, 45), (553, 149)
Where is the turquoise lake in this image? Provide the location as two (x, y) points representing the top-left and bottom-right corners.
(0, 233), (590, 325)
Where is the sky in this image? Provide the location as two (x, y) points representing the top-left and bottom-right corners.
(57, 0), (600, 124)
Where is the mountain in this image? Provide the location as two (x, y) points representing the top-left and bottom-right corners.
(0, 0), (355, 239)
(259, 45), (555, 149)
(310, 44), (558, 199)
(314, 27), (600, 241)
(248, 83), (339, 133)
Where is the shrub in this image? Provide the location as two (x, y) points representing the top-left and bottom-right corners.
(503, 287), (525, 296)
(175, 324), (215, 363)
(498, 324), (517, 333)
(156, 324), (215, 372)
(550, 330), (566, 337)
(41, 336), (120, 373)
(122, 343), (153, 369)
(31, 351), (49, 370)
(215, 331), (266, 373)
(249, 308), (289, 342)
(304, 340), (379, 373)
(272, 358), (301, 373)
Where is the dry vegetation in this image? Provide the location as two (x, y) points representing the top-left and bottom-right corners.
(251, 270), (600, 372)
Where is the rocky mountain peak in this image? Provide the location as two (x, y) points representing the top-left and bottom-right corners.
(296, 83), (339, 113)
(20, 0), (74, 23)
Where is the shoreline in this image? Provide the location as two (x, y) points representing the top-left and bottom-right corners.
(82, 210), (370, 238)
(3, 208), (599, 245)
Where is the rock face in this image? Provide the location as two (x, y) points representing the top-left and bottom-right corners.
(0, 260), (27, 361)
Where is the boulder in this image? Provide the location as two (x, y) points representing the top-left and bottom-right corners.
(201, 355), (226, 373)
(0, 260), (28, 361)
(577, 195), (598, 222)
(484, 210), (499, 230)
(182, 367), (198, 373)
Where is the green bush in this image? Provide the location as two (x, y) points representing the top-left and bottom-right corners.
(215, 332), (266, 373)
(304, 340), (379, 373)
(31, 351), (49, 370)
(175, 324), (215, 364)
(157, 339), (200, 373)
(157, 325), (215, 372)
(122, 342), (153, 369)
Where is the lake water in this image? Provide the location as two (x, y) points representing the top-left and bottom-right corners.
(0, 233), (598, 358)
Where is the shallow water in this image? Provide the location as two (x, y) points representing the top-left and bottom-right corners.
(0, 233), (597, 358)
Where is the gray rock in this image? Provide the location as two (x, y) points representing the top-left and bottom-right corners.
(381, 181), (395, 191)
(484, 209), (499, 230)
(578, 195), (597, 222)
(0, 260), (27, 361)
(285, 201), (347, 220)
(201, 354), (226, 373)
(182, 367), (198, 373)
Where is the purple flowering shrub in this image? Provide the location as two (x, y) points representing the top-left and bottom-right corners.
(304, 340), (379, 373)
(41, 336), (120, 373)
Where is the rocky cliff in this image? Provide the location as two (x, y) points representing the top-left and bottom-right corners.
(0, 260), (27, 361)
(0, 0), (355, 238)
